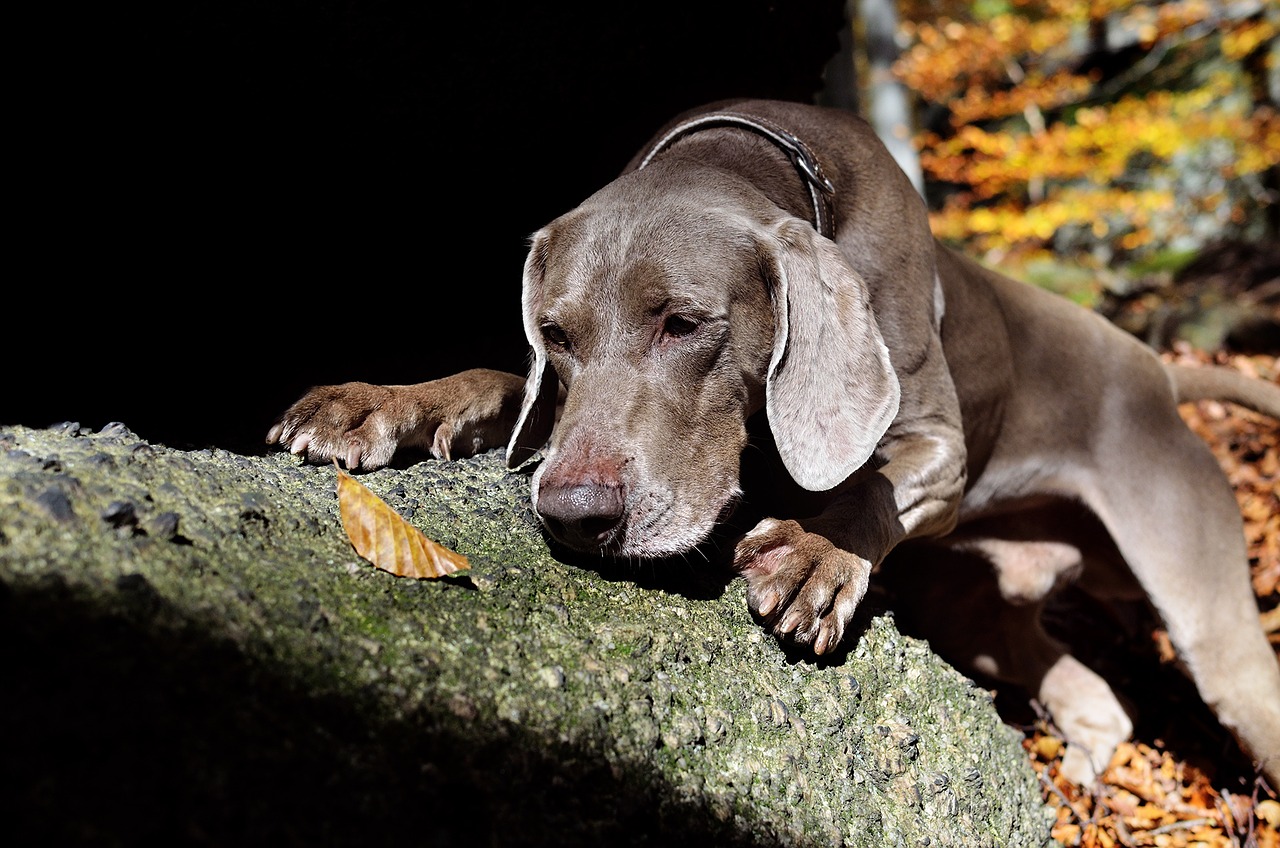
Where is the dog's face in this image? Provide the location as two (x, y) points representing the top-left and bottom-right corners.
(507, 164), (900, 559)
(519, 183), (776, 558)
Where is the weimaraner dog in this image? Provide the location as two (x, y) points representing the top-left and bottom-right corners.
(268, 99), (1280, 787)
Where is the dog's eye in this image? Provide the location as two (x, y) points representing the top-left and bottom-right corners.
(541, 324), (570, 350)
(663, 315), (699, 339)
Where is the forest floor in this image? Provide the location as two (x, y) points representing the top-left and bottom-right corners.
(1023, 345), (1279, 848)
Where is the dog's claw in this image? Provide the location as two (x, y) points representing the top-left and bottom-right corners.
(778, 610), (804, 635)
(753, 587), (780, 617)
(813, 625), (835, 655)
(343, 441), (363, 470)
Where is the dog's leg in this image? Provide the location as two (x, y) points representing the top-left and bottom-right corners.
(1079, 418), (1280, 786)
(973, 538), (1135, 786)
(1037, 653), (1135, 786)
(887, 537), (1133, 786)
(266, 368), (528, 470)
(734, 434), (964, 657)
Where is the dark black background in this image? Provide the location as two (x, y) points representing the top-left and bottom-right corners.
(12, 1), (846, 455)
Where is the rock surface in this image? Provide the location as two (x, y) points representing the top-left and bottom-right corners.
(1, 423), (1057, 847)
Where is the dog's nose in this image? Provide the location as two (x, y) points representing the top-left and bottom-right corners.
(536, 481), (625, 549)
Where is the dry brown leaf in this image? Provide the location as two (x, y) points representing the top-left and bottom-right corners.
(335, 463), (470, 579)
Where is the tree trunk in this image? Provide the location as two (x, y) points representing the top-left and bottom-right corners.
(856, 0), (924, 195)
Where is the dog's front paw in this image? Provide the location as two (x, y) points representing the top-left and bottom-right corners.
(733, 518), (871, 655)
(266, 382), (403, 470)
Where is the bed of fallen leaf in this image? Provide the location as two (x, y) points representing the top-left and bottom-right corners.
(1015, 344), (1279, 848)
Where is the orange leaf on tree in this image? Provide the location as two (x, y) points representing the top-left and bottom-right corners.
(335, 463), (470, 579)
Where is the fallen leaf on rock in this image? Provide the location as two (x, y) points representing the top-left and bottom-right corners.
(335, 463), (470, 578)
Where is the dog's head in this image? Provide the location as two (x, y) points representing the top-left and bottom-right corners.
(507, 163), (899, 558)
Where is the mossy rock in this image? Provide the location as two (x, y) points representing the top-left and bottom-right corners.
(0, 423), (1056, 847)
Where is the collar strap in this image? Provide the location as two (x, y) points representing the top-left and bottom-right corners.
(635, 111), (837, 239)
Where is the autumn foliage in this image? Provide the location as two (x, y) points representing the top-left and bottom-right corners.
(893, 0), (1279, 269)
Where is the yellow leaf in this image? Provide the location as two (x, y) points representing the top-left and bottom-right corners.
(335, 463), (470, 579)
(1032, 733), (1064, 761)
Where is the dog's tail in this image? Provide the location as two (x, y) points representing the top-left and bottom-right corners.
(1165, 363), (1280, 419)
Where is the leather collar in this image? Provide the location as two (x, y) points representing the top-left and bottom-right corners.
(635, 110), (837, 240)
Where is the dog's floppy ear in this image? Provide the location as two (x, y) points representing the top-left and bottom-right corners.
(507, 229), (560, 468)
(759, 219), (900, 491)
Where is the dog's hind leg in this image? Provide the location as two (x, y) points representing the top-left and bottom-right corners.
(1077, 413), (1280, 788)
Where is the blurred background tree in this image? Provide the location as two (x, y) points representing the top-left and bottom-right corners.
(866, 0), (1277, 322)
